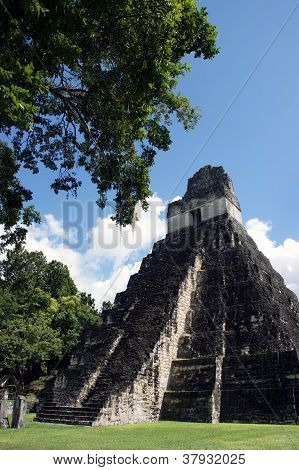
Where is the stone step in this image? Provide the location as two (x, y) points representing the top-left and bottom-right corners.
(38, 410), (98, 418)
(36, 412), (97, 421)
(42, 400), (99, 406)
(41, 405), (99, 413)
(34, 417), (93, 426)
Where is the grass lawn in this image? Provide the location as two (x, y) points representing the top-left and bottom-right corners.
(0, 414), (298, 450)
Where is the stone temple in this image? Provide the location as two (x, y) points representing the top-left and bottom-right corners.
(36, 165), (299, 426)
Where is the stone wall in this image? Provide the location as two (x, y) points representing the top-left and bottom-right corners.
(167, 196), (242, 233)
(220, 351), (299, 424)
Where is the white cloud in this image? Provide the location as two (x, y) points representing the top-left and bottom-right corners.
(87, 195), (166, 270)
(246, 218), (299, 296)
(25, 197), (167, 306)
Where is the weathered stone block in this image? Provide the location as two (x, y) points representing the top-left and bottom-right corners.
(12, 396), (27, 428)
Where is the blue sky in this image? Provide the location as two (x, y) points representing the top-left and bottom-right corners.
(151, 0), (299, 242)
(18, 1), (299, 303)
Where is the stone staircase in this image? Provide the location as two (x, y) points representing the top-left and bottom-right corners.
(34, 402), (99, 426)
(160, 357), (217, 422)
(36, 357), (218, 426)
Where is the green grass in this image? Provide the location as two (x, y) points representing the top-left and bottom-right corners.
(0, 414), (299, 450)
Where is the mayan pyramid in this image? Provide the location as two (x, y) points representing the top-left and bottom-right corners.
(36, 165), (299, 426)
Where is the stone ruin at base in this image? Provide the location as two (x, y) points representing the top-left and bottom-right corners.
(36, 165), (299, 426)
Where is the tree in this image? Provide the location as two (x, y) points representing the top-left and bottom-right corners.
(0, 0), (218, 249)
(101, 300), (114, 313)
(0, 287), (62, 384)
(0, 248), (77, 298)
(0, 249), (48, 292)
(0, 143), (40, 248)
(79, 291), (101, 318)
(45, 260), (77, 299)
(0, 249), (100, 381)
(51, 295), (99, 353)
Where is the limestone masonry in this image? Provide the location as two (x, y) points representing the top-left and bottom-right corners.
(36, 166), (299, 426)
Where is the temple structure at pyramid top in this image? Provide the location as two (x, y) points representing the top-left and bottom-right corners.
(167, 166), (242, 233)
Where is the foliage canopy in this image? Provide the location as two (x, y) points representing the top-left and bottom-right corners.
(0, 0), (218, 248)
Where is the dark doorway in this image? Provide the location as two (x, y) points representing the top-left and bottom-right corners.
(192, 209), (202, 227)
